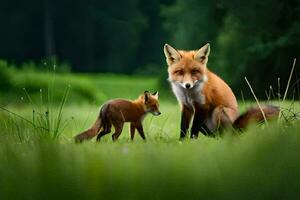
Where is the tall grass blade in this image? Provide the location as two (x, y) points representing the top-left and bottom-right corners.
(53, 85), (70, 139)
(279, 58), (297, 120)
(244, 77), (268, 125)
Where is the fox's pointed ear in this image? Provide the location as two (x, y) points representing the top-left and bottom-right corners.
(152, 91), (159, 99)
(164, 44), (181, 65)
(144, 91), (150, 104)
(194, 43), (210, 64)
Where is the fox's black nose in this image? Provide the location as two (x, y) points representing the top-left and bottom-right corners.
(185, 83), (191, 89)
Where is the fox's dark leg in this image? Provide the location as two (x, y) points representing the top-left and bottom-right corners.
(136, 124), (146, 140)
(191, 108), (208, 138)
(96, 130), (108, 142)
(96, 122), (112, 142)
(200, 124), (213, 137)
(130, 123), (136, 140)
(111, 121), (124, 141)
(180, 105), (194, 139)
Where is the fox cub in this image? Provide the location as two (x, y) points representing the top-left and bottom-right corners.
(75, 91), (161, 142)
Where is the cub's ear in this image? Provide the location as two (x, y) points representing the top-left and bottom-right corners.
(194, 43), (210, 64)
(152, 91), (159, 99)
(144, 91), (150, 104)
(164, 44), (181, 65)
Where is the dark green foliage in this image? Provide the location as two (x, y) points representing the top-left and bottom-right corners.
(0, 0), (298, 98)
(162, 0), (299, 98)
(214, 0), (299, 98)
(0, 60), (13, 91)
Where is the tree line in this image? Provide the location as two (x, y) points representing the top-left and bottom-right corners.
(0, 0), (298, 97)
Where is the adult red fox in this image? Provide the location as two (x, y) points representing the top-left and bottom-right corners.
(164, 43), (279, 139)
(75, 91), (161, 142)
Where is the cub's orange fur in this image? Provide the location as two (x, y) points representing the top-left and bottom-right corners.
(164, 43), (279, 138)
(75, 91), (161, 142)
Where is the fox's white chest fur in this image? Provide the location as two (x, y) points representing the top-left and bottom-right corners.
(170, 80), (206, 108)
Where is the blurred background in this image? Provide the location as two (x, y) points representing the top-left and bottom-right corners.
(0, 0), (299, 101)
(1, 2), (300, 199)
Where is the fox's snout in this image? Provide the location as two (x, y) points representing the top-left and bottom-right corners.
(179, 78), (207, 90)
(150, 110), (161, 116)
(184, 83), (191, 89)
(178, 81), (195, 89)
(154, 111), (161, 116)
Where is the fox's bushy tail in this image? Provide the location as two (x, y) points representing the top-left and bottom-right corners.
(233, 105), (280, 129)
(75, 117), (102, 143)
(74, 106), (108, 143)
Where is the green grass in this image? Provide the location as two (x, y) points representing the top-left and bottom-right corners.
(1, 104), (300, 199)
(1, 101), (300, 200)
(1, 66), (300, 199)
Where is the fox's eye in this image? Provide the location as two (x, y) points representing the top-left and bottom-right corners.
(175, 70), (184, 75)
(151, 105), (159, 111)
(191, 69), (200, 75)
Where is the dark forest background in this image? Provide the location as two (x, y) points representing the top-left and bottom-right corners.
(0, 0), (299, 97)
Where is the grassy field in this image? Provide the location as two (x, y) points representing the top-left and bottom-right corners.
(1, 69), (300, 200)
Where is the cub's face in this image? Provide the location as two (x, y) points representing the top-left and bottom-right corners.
(164, 43), (210, 89)
(143, 91), (161, 116)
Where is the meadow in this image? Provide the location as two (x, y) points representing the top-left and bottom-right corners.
(0, 65), (300, 200)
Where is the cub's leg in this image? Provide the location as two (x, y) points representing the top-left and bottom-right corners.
(96, 121), (112, 142)
(111, 120), (124, 141)
(136, 123), (146, 140)
(108, 105), (125, 141)
(130, 123), (136, 140)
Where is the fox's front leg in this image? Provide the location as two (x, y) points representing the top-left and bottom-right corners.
(136, 123), (146, 140)
(191, 108), (209, 138)
(130, 123), (136, 140)
(180, 105), (194, 139)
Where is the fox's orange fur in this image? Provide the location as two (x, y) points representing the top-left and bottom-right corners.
(75, 91), (161, 142)
(164, 43), (279, 138)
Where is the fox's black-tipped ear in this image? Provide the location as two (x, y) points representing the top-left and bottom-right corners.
(164, 44), (181, 65)
(194, 43), (210, 64)
(152, 91), (159, 99)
